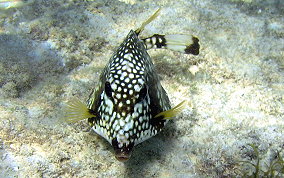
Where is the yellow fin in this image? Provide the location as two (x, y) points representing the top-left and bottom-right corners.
(135, 8), (161, 35)
(154, 100), (187, 119)
(63, 97), (95, 123)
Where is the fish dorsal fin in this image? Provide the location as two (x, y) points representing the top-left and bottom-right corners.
(154, 100), (187, 119)
(63, 97), (95, 123)
(135, 8), (161, 35)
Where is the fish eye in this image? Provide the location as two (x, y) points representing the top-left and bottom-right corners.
(105, 82), (113, 98)
(136, 85), (147, 103)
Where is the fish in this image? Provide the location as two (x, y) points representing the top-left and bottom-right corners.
(64, 8), (199, 162)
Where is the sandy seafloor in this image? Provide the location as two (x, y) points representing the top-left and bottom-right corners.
(0, 0), (283, 177)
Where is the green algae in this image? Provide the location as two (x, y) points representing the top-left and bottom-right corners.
(239, 144), (284, 177)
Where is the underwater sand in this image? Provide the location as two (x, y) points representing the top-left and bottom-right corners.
(0, 0), (283, 177)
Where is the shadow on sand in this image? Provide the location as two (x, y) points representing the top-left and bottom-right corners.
(122, 120), (178, 177)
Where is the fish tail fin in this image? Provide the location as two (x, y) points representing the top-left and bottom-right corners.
(142, 34), (200, 55)
(63, 97), (95, 123)
(154, 100), (188, 119)
(135, 8), (161, 35)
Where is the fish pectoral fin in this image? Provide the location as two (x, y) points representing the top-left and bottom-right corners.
(63, 97), (95, 123)
(154, 100), (187, 120)
(165, 35), (200, 55)
(135, 8), (161, 35)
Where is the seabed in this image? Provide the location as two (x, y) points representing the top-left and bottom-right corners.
(0, 0), (283, 177)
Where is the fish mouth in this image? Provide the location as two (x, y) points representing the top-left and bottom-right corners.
(112, 139), (134, 162)
(115, 152), (131, 162)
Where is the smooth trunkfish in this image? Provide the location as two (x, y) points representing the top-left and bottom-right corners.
(64, 8), (200, 162)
